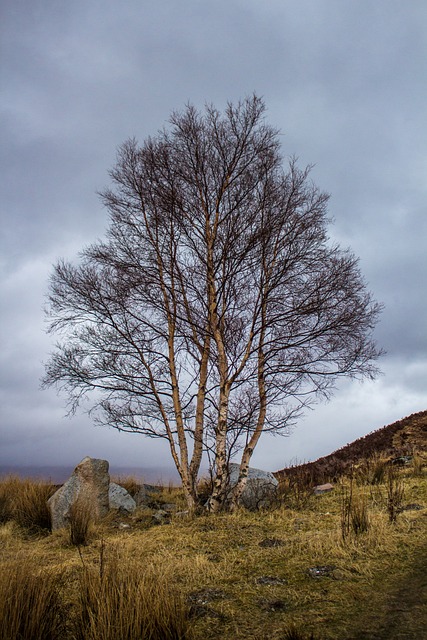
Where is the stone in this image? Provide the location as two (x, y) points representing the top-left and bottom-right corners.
(258, 598), (288, 612)
(258, 537), (284, 548)
(47, 457), (110, 530)
(109, 482), (136, 514)
(228, 463), (278, 510)
(255, 576), (288, 585)
(152, 509), (170, 524)
(391, 455), (413, 466)
(313, 483), (334, 495)
(307, 565), (337, 578)
(133, 485), (147, 506)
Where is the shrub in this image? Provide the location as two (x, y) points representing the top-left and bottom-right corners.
(74, 543), (194, 640)
(0, 557), (66, 640)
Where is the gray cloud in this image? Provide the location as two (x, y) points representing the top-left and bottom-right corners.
(1, 0), (426, 473)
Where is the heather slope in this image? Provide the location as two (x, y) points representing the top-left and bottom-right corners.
(274, 410), (427, 485)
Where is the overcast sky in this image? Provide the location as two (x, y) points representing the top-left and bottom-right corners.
(1, 0), (426, 478)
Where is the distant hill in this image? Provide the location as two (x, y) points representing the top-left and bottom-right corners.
(274, 410), (427, 485)
(0, 464), (182, 484)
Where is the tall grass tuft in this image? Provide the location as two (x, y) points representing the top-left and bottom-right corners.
(0, 476), (54, 532)
(341, 482), (370, 539)
(0, 557), (66, 640)
(69, 495), (93, 546)
(74, 542), (194, 640)
(357, 453), (388, 485)
(386, 466), (405, 523)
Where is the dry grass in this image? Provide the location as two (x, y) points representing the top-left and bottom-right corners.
(69, 495), (93, 546)
(0, 463), (426, 639)
(0, 476), (54, 532)
(0, 555), (66, 640)
(74, 541), (194, 640)
(386, 466), (405, 523)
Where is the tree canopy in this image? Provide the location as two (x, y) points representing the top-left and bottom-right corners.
(44, 96), (383, 510)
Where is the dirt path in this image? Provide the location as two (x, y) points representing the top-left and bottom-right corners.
(350, 540), (427, 639)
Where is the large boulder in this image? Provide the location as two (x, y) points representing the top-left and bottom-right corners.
(48, 457), (110, 530)
(109, 482), (137, 514)
(228, 463), (278, 510)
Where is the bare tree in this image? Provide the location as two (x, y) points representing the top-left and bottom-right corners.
(43, 96), (383, 511)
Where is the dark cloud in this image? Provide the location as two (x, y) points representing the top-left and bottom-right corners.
(1, 0), (426, 472)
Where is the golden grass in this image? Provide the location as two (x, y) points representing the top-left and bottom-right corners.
(0, 475), (54, 532)
(0, 462), (426, 639)
(0, 554), (66, 640)
(73, 541), (194, 640)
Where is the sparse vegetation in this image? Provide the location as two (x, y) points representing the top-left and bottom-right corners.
(1, 414), (426, 639)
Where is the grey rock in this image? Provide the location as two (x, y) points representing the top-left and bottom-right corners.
(133, 485), (147, 506)
(258, 598), (288, 612)
(228, 463), (278, 510)
(152, 509), (170, 524)
(48, 457), (110, 530)
(313, 483), (334, 495)
(307, 565), (337, 578)
(160, 502), (177, 513)
(255, 576), (287, 585)
(391, 455), (413, 466)
(258, 537), (284, 548)
(109, 482), (136, 514)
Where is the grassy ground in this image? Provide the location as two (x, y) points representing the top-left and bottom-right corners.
(0, 462), (426, 639)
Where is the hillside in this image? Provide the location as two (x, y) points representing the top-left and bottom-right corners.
(274, 410), (427, 485)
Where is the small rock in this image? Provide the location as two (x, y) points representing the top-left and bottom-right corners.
(255, 576), (287, 585)
(187, 589), (228, 620)
(313, 483), (334, 495)
(399, 503), (424, 511)
(109, 482), (136, 514)
(258, 598), (288, 612)
(118, 522), (131, 530)
(188, 604), (226, 620)
(152, 509), (170, 524)
(307, 565), (337, 578)
(391, 455), (413, 466)
(133, 486), (147, 507)
(188, 588), (227, 605)
(258, 537), (284, 548)
(160, 503), (178, 513)
(206, 553), (222, 563)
